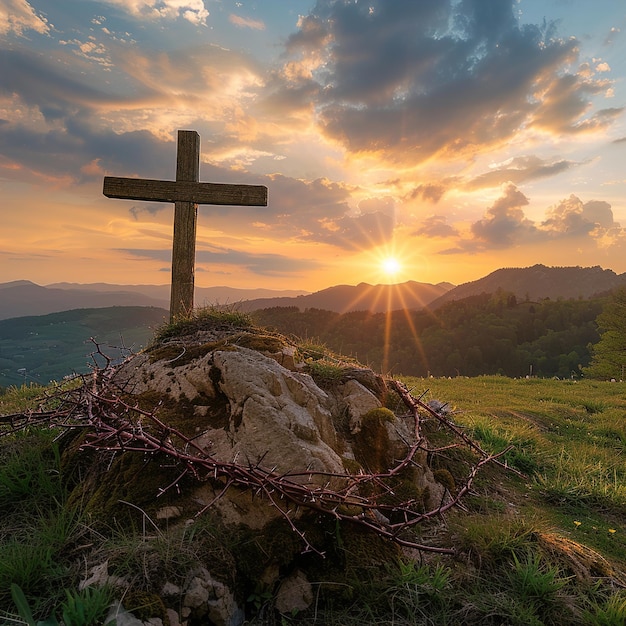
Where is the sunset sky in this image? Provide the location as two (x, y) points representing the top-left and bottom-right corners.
(1, 0), (625, 291)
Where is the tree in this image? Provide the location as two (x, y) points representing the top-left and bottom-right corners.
(584, 288), (626, 380)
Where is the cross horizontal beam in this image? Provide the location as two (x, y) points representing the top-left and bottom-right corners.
(103, 176), (268, 206)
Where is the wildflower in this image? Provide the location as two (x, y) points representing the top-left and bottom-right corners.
(608, 528), (616, 534)
(573, 521), (581, 527)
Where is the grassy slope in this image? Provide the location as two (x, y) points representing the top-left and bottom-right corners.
(2, 375), (626, 624)
(404, 376), (626, 567)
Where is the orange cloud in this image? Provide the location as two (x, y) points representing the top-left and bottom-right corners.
(229, 14), (265, 30)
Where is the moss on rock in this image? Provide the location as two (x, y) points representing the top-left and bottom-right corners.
(353, 408), (396, 473)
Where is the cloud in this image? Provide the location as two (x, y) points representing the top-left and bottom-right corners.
(532, 74), (623, 134)
(59, 37), (113, 68)
(312, 211), (395, 250)
(117, 246), (325, 276)
(604, 26), (620, 46)
(465, 156), (578, 189)
(413, 215), (459, 238)
(0, 49), (131, 115)
(229, 14), (265, 30)
(470, 184), (535, 248)
(541, 195), (618, 236)
(100, 0), (209, 25)
(0, 0), (50, 36)
(275, 0), (618, 165)
(408, 183), (449, 204)
(253, 185), (396, 251)
(442, 185), (624, 255)
(0, 43), (264, 178)
(129, 203), (167, 220)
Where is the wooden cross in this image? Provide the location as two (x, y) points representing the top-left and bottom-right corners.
(103, 130), (268, 320)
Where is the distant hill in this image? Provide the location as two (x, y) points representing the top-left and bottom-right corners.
(428, 265), (626, 309)
(3, 264), (624, 324)
(0, 306), (167, 387)
(47, 282), (309, 303)
(232, 281), (453, 313)
(0, 281), (309, 321)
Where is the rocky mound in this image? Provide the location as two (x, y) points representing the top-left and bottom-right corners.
(46, 313), (481, 624)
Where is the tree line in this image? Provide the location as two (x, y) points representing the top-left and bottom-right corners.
(253, 290), (606, 378)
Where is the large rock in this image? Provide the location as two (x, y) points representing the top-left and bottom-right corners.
(73, 320), (445, 626)
(113, 323), (444, 506)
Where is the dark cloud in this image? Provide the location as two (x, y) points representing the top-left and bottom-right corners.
(408, 183), (449, 203)
(225, 177), (397, 250)
(465, 156), (577, 189)
(129, 203), (166, 219)
(114, 164), (370, 249)
(331, 197), (396, 250)
(277, 0), (615, 164)
(0, 100), (173, 183)
(0, 43), (262, 182)
(0, 49), (117, 114)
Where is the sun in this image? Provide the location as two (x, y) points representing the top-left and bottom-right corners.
(381, 257), (401, 276)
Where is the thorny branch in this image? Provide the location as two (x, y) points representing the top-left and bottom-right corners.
(0, 350), (521, 556)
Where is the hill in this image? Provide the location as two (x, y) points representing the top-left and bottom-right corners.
(0, 306), (167, 387)
(0, 281), (167, 321)
(47, 282), (309, 306)
(253, 291), (604, 379)
(234, 280), (453, 313)
(5, 265), (622, 320)
(428, 264), (626, 309)
(2, 338), (626, 624)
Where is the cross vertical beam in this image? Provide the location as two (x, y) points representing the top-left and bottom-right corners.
(171, 130), (200, 320)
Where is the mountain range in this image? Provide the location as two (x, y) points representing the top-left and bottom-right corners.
(2, 264), (624, 387)
(427, 264), (626, 308)
(1, 264), (625, 322)
(229, 280), (455, 314)
(0, 281), (307, 321)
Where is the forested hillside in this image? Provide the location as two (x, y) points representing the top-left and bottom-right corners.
(253, 291), (604, 378)
(0, 306), (167, 387)
(0, 293), (608, 388)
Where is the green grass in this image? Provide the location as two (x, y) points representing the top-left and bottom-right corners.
(153, 304), (252, 342)
(2, 375), (626, 624)
(403, 376), (626, 566)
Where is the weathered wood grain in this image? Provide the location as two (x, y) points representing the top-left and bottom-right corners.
(103, 177), (268, 206)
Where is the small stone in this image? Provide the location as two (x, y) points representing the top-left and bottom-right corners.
(79, 560), (127, 590)
(275, 569), (313, 614)
(184, 574), (210, 609)
(161, 581), (181, 597)
(156, 506), (182, 520)
(105, 601), (144, 626)
(166, 609), (182, 626)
